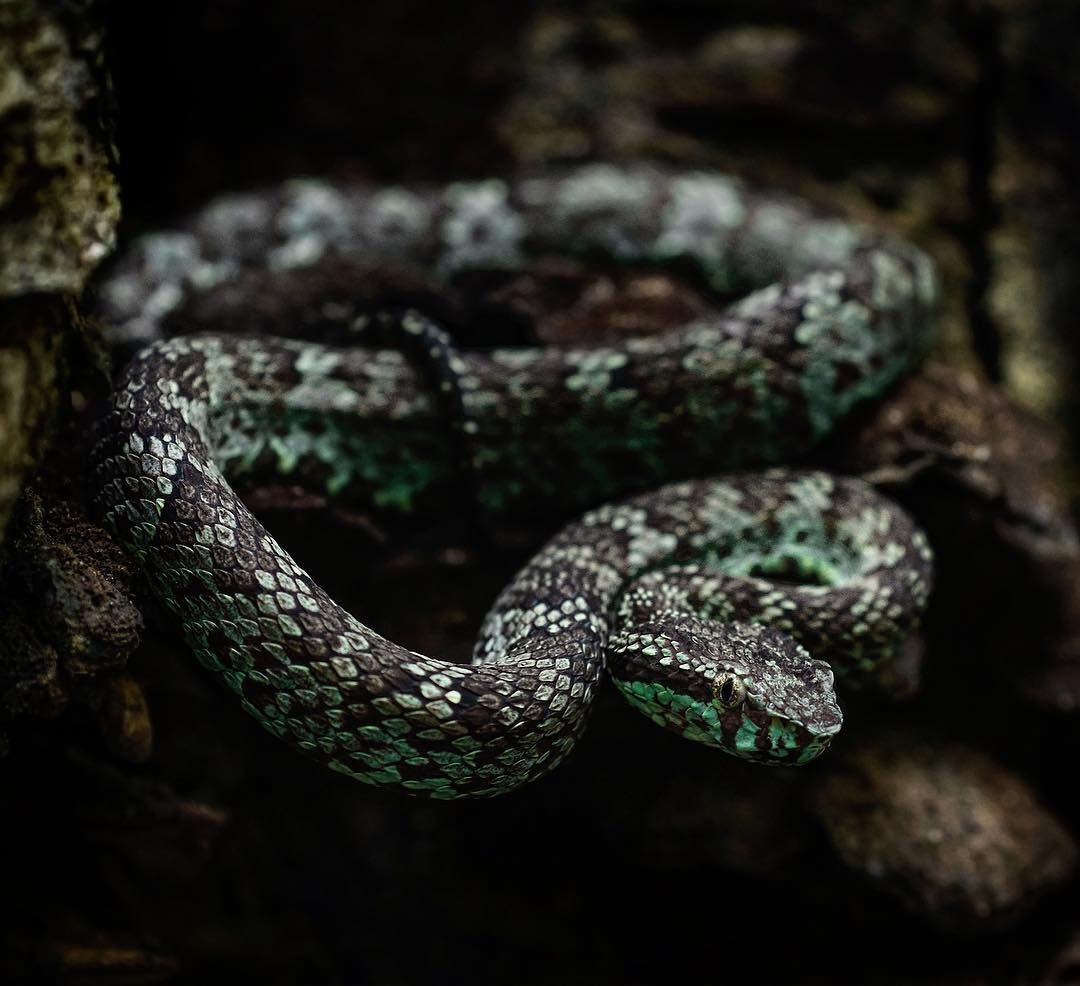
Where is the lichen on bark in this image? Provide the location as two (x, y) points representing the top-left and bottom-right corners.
(0, 0), (119, 296)
(0, 0), (119, 544)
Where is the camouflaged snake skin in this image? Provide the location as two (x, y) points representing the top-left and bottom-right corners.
(100, 164), (938, 517)
(94, 164), (937, 798)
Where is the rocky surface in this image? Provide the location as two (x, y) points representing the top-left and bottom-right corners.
(0, 0), (118, 542)
(814, 731), (1077, 930)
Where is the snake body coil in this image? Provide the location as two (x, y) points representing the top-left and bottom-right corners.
(101, 164), (937, 518)
(95, 165), (936, 798)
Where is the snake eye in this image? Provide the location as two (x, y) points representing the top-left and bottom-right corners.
(713, 671), (747, 709)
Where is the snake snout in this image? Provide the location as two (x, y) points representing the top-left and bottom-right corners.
(608, 615), (843, 765)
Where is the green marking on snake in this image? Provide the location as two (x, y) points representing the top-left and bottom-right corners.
(95, 163), (937, 799)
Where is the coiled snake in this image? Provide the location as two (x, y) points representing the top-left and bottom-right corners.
(95, 164), (936, 798)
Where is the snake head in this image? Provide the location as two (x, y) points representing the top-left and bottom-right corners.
(608, 616), (842, 765)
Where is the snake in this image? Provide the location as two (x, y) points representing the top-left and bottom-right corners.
(93, 164), (937, 799)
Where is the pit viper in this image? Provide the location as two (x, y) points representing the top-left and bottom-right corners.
(94, 164), (936, 798)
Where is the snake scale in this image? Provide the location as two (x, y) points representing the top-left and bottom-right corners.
(95, 164), (936, 798)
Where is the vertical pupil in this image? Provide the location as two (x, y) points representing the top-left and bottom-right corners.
(721, 679), (734, 703)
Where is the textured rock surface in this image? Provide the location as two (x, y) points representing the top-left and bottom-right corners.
(0, 301), (65, 538)
(0, 488), (145, 755)
(0, 0), (118, 544)
(0, 0), (118, 296)
(989, 1), (1080, 451)
(814, 732), (1077, 929)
